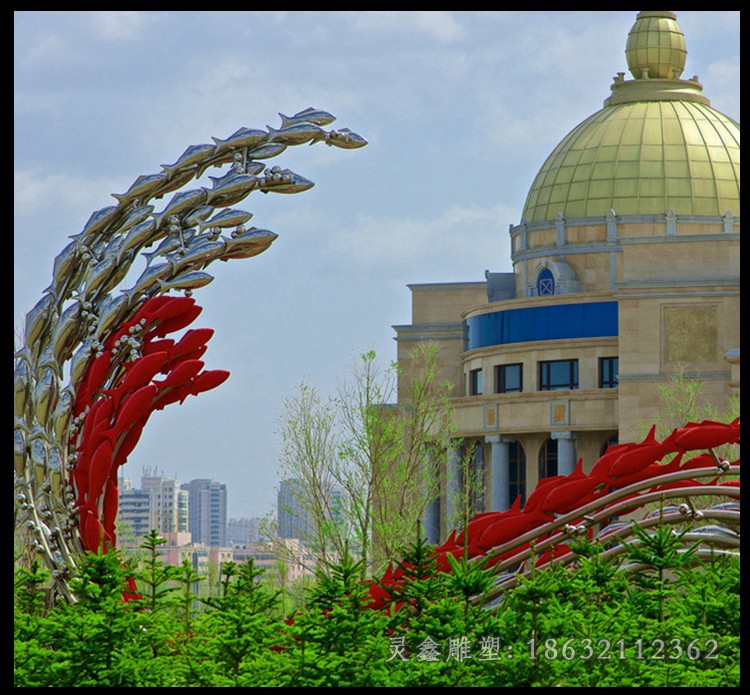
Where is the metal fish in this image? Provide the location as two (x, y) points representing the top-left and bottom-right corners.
(245, 142), (287, 160)
(325, 128), (368, 149)
(151, 165), (200, 199)
(126, 261), (176, 299)
(267, 122), (326, 146)
(182, 205), (214, 229)
(167, 236), (227, 271)
(116, 217), (158, 263)
(68, 342), (94, 393)
(93, 294), (133, 343)
(81, 256), (119, 302)
(14, 355), (33, 420)
(202, 173), (259, 208)
(154, 189), (208, 227)
(260, 169), (314, 195)
(195, 208), (253, 232)
(24, 294), (56, 350)
(33, 366), (60, 429)
(77, 205), (121, 241)
(51, 301), (85, 365)
(46, 240), (84, 297)
(157, 270), (214, 293)
(51, 388), (75, 445)
(161, 143), (216, 178)
(111, 173), (169, 208)
(278, 107), (336, 127)
(106, 203), (154, 238)
(211, 127), (268, 155)
(14, 421), (28, 478)
(222, 228), (278, 260)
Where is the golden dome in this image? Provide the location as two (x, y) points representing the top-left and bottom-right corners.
(521, 11), (740, 224)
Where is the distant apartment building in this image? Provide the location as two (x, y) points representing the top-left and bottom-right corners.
(182, 478), (228, 548)
(116, 476), (151, 548)
(228, 516), (268, 546)
(141, 470), (190, 536)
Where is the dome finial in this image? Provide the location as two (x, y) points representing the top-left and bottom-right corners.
(626, 11), (686, 80)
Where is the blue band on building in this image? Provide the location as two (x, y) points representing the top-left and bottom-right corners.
(464, 301), (619, 351)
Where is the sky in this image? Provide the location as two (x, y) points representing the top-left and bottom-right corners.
(14, 11), (740, 521)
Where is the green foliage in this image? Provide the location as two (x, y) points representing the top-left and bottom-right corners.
(14, 528), (740, 686)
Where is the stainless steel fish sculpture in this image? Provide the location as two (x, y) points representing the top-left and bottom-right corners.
(14, 108), (367, 602)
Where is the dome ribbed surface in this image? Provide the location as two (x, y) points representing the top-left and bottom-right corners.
(521, 99), (740, 223)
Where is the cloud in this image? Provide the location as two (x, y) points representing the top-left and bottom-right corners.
(88, 11), (161, 41)
(342, 10), (467, 43)
(326, 201), (517, 277)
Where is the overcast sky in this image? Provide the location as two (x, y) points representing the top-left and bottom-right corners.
(14, 11), (740, 521)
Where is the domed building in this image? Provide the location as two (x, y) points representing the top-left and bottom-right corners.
(392, 11), (740, 540)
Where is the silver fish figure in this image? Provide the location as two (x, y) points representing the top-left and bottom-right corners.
(267, 122), (326, 146)
(81, 255), (119, 303)
(111, 173), (169, 208)
(77, 205), (121, 241)
(222, 228), (278, 260)
(68, 342), (94, 393)
(93, 292), (133, 343)
(157, 270), (214, 293)
(203, 173), (259, 208)
(154, 189), (208, 227)
(161, 143), (216, 178)
(151, 165), (200, 199)
(324, 128), (369, 149)
(106, 203), (154, 238)
(14, 422), (28, 479)
(45, 240), (84, 298)
(51, 301), (84, 365)
(33, 366), (60, 429)
(116, 217), (158, 263)
(142, 232), (189, 265)
(182, 205), (214, 229)
(126, 260), (176, 299)
(260, 170), (315, 195)
(167, 236), (227, 272)
(24, 294), (56, 351)
(211, 127), (268, 155)
(195, 208), (253, 231)
(245, 142), (287, 160)
(14, 355), (33, 421)
(51, 388), (75, 445)
(278, 107), (336, 128)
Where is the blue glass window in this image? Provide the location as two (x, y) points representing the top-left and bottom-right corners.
(496, 363), (523, 393)
(539, 359), (578, 391)
(539, 438), (558, 479)
(509, 441), (526, 506)
(599, 356), (618, 388)
(469, 368), (483, 395)
(537, 267), (555, 295)
(464, 301), (618, 351)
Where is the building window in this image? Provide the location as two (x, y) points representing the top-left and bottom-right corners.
(537, 267), (555, 296)
(539, 438), (558, 479)
(599, 356), (618, 388)
(509, 441), (526, 506)
(539, 359), (578, 391)
(496, 363), (523, 393)
(469, 368), (483, 395)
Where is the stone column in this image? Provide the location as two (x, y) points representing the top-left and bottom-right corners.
(486, 434), (513, 512)
(552, 431), (577, 476)
(445, 442), (463, 531)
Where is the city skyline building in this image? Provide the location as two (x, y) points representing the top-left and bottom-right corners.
(182, 478), (228, 548)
